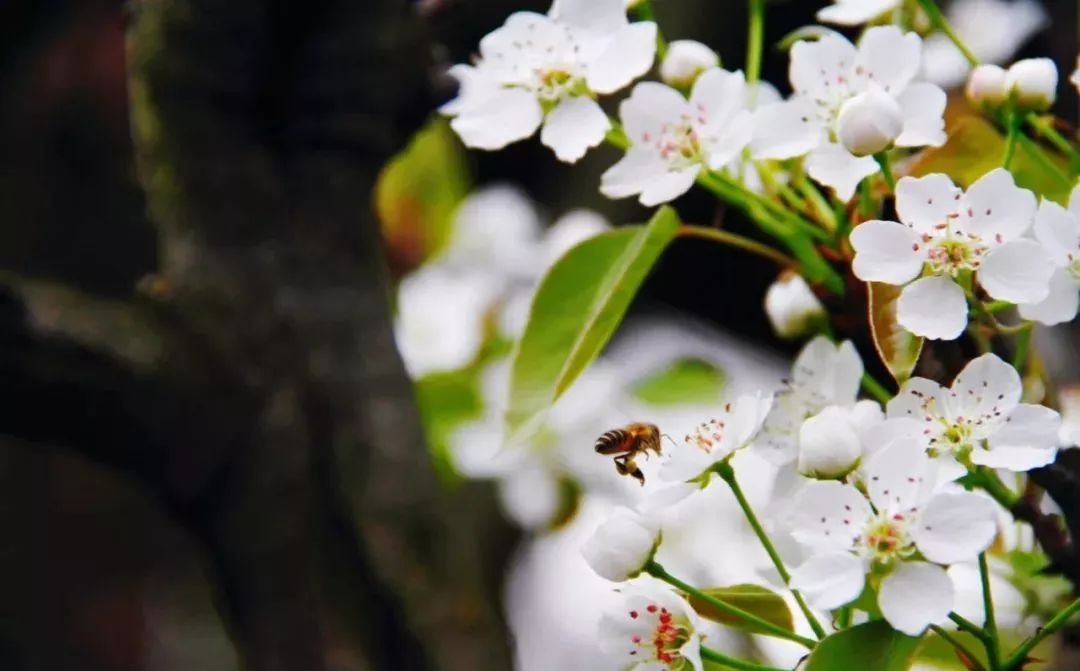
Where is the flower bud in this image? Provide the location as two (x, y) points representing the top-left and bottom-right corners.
(765, 273), (827, 339)
(966, 64), (1008, 107)
(798, 406), (862, 479)
(581, 508), (660, 582)
(660, 40), (720, 89)
(1005, 58), (1057, 111)
(836, 84), (903, 156)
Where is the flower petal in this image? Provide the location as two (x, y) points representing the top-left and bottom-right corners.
(548, 0), (627, 34)
(620, 82), (691, 143)
(863, 441), (931, 513)
(850, 220), (925, 284)
(895, 173), (963, 235)
(791, 552), (867, 610)
(887, 377), (949, 426)
(1019, 268), (1080, 326)
(895, 82), (947, 147)
(789, 481), (872, 552)
(949, 353), (1022, 425)
(790, 33), (858, 102)
(912, 491), (998, 564)
(586, 22), (658, 94)
(981, 402), (1061, 470)
(979, 239), (1053, 304)
(750, 99), (823, 160)
(1034, 199), (1080, 265)
(805, 142), (880, 201)
(879, 561), (954, 636)
(897, 275), (968, 340)
(854, 26), (922, 95)
(962, 168), (1038, 242)
(601, 148), (700, 206)
(448, 86), (544, 151)
(816, 0), (900, 26)
(540, 95), (611, 162)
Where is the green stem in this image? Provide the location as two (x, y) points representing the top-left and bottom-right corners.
(678, 225), (796, 267)
(1011, 322), (1033, 372)
(646, 561), (818, 648)
(745, 0), (765, 87)
(861, 371), (893, 404)
(713, 464), (828, 640)
(858, 176), (875, 218)
(971, 467), (1020, 511)
(914, 0), (979, 66)
(1015, 132), (1074, 187)
(1003, 596), (1080, 670)
(873, 152), (896, 192)
(1002, 106), (1021, 169)
(930, 624), (986, 670)
(1025, 113), (1080, 170)
(950, 612), (991, 643)
(709, 172), (832, 243)
(700, 645), (789, 671)
(979, 553), (1001, 671)
(796, 178), (838, 232)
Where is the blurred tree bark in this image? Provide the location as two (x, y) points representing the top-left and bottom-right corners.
(0, 0), (515, 669)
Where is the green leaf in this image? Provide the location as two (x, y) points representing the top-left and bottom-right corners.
(631, 358), (726, 407)
(867, 281), (924, 385)
(688, 584), (794, 636)
(804, 621), (920, 671)
(504, 207), (680, 444)
(908, 114), (1072, 205)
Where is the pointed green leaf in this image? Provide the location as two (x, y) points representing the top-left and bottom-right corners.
(688, 584), (794, 636)
(867, 281), (924, 384)
(804, 621), (920, 671)
(631, 358), (726, 407)
(504, 207), (680, 444)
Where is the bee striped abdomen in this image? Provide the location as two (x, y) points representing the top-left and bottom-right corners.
(595, 429), (632, 454)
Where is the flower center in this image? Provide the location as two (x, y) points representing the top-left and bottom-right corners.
(924, 236), (988, 276)
(642, 107), (708, 171)
(628, 604), (691, 668)
(530, 67), (586, 103)
(858, 511), (915, 563)
(685, 403), (732, 454)
(928, 418), (974, 458)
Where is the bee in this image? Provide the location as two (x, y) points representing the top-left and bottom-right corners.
(595, 423), (663, 486)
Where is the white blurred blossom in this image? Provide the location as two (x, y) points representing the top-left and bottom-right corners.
(581, 507), (661, 581)
(660, 40), (720, 88)
(817, 0), (899, 25)
(1005, 57), (1058, 111)
(966, 64), (1009, 106)
(764, 273), (826, 339)
(1018, 184), (1080, 325)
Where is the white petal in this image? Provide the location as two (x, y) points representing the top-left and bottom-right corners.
(540, 96), (611, 162)
(726, 392), (774, 449)
(950, 353), (1022, 425)
(691, 68), (748, 134)
(640, 168), (701, 206)
(982, 402), (1061, 469)
(549, 0), (627, 34)
(750, 99), (823, 160)
(704, 110), (754, 170)
(790, 33), (858, 102)
(1034, 199), (1080, 265)
(791, 552), (867, 609)
(586, 22), (658, 94)
(805, 142), (879, 201)
(600, 148), (668, 200)
(792, 337), (864, 405)
(855, 26), (922, 95)
(897, 275), (968, 340)
(888, 376), (949, 426)
(863, 441), (931, 513)
(1070, 182), (1080, 218)
(879, 562), (954, 636)
(479, 13), (566, 75)
(962, 168), (1038, 242)
(817, 0), (900, 26)
(580, 507), (659, 581)
(895, 82), (947, 147)
(850, 220), (925, 284)
(971, 445), (1057, 470)
(895, 173), (963, 235)
(789, 481), (872, 552)
(912, 492), (998, 564)
(449, 86), (543, 151)
(498, 467), (560, 528)
(798, 406), (863, 478)
(979, 239), (1053, 303)
(620, 82), (690, 144)
(1019, 268), (1080, 325)
(660, 447), (714, 482)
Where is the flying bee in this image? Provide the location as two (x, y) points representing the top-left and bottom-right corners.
(595, 423), (666, 485)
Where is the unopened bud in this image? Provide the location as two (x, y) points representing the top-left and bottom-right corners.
(798, 406), (862, 479)
(581, 508), (661, 582)
(1005, 58), (1058, 111)
(966, 64), (1008, 107)
(765, 273), (827, 339)
(660, 40), (720, 89)
(836, 84), (903, 156)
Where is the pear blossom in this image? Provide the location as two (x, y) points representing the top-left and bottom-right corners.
(440, 185), (542, 279)
(441, 0), (657, 162)
(788, 443), (999, 635)
(598, 584), (704, 670)
(581, 507), (661, 581)
(887, 353), (1061, 475)
(751, 27), (946, 200)
(922, 0), (1047, 88)
(660, 392), (773, 482)
(601, 69), (755, 206)
(966, 64), (1009, 106)
(1018, 186), (1080, 325)
(1005, 58), (1058, 111)
(660, 40), (720, 89)
(797, 405), (871, 478)
(850, 169), (1051, 340)
(816, 0), (899, 26)
(836, 84), (904, 156)
(764, 273), (827, 339)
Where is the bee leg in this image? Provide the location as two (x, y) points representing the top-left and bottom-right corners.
(628, 465), (646, 486)
(613, 454), (630, 476)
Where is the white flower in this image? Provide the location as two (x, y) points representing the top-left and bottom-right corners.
(661, 392), (773, 481)
(1072, 56), (1080, 94)
(752, 26), (946, 200)
(817, 0), (899, 25)
(965, 64), (1009, 107)
(581, 507), (661, 581)
(439, 185), (542, 279)
(764, 273), (827, 339)
(601, 69), (755, 206)
(921, 0), (1047, 89)
(836, 84), (904, 156)
(1005, 58), (1058, 111)
(660, 40), (720, 88)
(798, 405), (868, 478)
(1018, 185), (1080, 325)
(788, 443), (999, 635)
(598, 583), (704, 671)
(394, 265), (500, 377)
(849, 169), (1050, 340)
(441, 0), (657, 162)
(887, 353), (1061, 474)
(753, 337), (864, 465)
